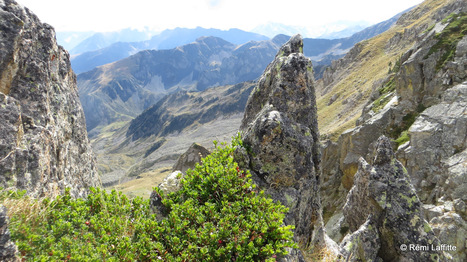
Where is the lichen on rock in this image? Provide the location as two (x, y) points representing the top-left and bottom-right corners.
(0, 0), (100, 198)
(238, 34), (325, 254)
(340, 136), (447, 261)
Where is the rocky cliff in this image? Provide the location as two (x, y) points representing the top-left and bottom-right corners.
(0, 0), (100, 198)
(319, 0), (467, 260)
(236, 35), (328, 257)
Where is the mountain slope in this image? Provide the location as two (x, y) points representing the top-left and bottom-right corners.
(92, 82), (255, 188)
(78, 36), (283, 132)
(316, 0), (456, 139)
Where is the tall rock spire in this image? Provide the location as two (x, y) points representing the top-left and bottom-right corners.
(238, 34), (324, 250)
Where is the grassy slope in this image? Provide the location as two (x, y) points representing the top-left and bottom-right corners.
(316, 0), (451, 140)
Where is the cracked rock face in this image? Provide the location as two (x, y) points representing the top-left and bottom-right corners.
(0, 205), (17, 261)
(238, 35), (324, 250)
(341, 136), (446, 261)
(402, 82), (467, 203)
(0, 0), (100, 198)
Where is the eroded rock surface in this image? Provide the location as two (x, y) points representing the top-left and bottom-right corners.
(238, 35), (325, 252)
(0, 0), (100, 198)
(340, 136), (446, 261)
(399, 82), (467, 261)
(0, 206), (17, 261)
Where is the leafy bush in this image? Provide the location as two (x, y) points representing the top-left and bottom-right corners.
(2, 187), (150, 261)
(2, 134), (296, 261)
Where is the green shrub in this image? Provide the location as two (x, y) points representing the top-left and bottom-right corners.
(2, 134), (296, 261)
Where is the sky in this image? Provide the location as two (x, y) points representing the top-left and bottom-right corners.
(16, 0), (425, 33)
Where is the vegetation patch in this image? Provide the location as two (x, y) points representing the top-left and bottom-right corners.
(2, 135), (296, 261)
(303, 246), (338, 261)
(372, 76), (397, 113)
(425, 12), (467, 71)
(394, 130), (410, 148)
(389, 112), (416, 139)
(387, 56), (402, 74)
(388, 103), (427, 149)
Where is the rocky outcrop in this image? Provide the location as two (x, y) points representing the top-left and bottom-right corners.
(397, 82), (467, 261)
(335, 2), (467, 195)
(0, 0), (100, 198)
(320, 4), (467, 259)
(237, 35), (325, 251)
(399, 83), (467, 202)
(149, 171), (182, 221)
(172, 143), (210, 174)
(0, 206), (17, 261)
(340, 136), (446, 261)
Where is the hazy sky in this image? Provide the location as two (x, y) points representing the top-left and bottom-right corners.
(17, 0), (425, 33)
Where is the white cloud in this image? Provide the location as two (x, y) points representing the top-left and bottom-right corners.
(16, 0), (424, 32)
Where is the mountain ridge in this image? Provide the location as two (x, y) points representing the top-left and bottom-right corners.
(78, 36), (283, 132)
(92, 82), (255, 188)
(71, 27), (269, 74)
(71, 12), (404, 75)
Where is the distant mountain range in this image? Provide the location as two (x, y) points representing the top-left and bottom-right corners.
(77, 10), (405, 133)
(78, 36), (283, 132)
(70, 27), (269, 74)
(68, 28), (158, 55)
(251, 21), (371, 39)
(59, 21), (369, 57)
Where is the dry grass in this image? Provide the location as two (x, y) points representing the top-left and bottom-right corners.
(1, 193), (48, 231)
(110, 167), (172, 199)
(303, 246), (339, 262)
